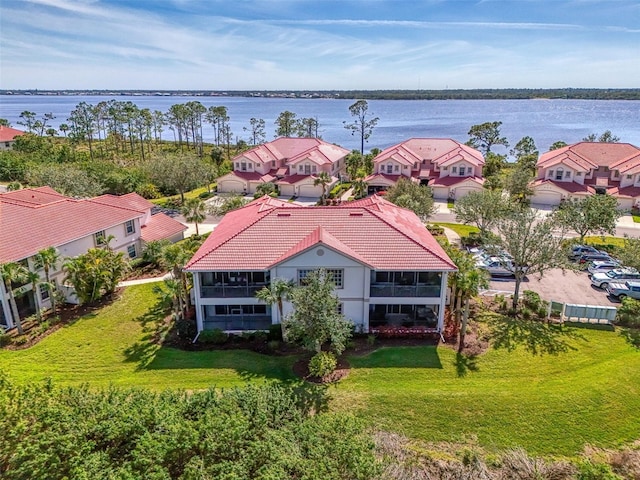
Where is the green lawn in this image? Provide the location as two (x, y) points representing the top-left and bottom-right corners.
(583, 235), (626, 248)
(431, 222), (480, 237)
(1, 283), (639, 456)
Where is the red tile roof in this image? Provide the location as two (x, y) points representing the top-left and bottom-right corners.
(185, 195), (456, 272)
(429, 176), (484, 187)
(538, 142), (640, 170)
(0, 126), (25, 142)
(93, 192), (154, 212)
(141, 213), (187, 242)
(0, 190), (143, 263)
(531, 179), (594, 194)
(220, 171), (275, 182)
(374, 138), (484, 168)
(235, 137), (349, 166)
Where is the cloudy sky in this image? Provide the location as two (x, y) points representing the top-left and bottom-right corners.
(1, 0), (638, 90)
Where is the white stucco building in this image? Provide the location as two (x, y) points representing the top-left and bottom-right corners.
(0, 187), (187, 329)
(185, 195), (457, 334)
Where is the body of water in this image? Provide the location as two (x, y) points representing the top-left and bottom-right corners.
(1, 95), (638, 155)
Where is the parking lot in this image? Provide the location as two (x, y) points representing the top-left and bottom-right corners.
(485, 267), (619, 306)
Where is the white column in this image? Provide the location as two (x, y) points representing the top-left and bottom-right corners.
(438, 272), (449, 332)
(192, 272), (203, 332)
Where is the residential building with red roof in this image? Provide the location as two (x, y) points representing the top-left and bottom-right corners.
(531, 142), (640, 209)
(185, 195), (456, 334)
(216, 137), (350, 198)
(366, 138), (485, 200)
(0, 125), (26, 151)
(0, 187), (186, 330)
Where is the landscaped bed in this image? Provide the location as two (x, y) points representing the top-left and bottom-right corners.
(1, 283), (639, 456)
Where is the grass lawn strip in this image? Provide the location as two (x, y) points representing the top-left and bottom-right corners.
(431, 222), (480, 238)
(1, 283), (638, 456)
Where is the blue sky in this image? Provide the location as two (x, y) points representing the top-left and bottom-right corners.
(1, 0), (638, 90)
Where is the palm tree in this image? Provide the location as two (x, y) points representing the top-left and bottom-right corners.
(352, 176), (368, 200)
(25, 270), (42, 322)
(181, 197), (207, 236)
(443, 246), (489, 353)
(255, 278), (294, 332)
(0, 262), (29, 334)
(162, 244), (192, 313)
(314, 171), (332, 205)
(34, 247), (61, 314)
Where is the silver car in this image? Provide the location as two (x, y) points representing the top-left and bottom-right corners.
(587, 260), (621, 275)
(590, 268), (640, 289)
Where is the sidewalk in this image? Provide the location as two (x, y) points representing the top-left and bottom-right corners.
(118, 273), (171, 287)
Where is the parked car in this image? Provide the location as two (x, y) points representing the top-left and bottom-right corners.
(577, 252), (614, 264)
(477, 257), (516, 277)
(569, 245), (600, 260)
(590, 268), (640, 289)
(587, 259), (621, 274)
(605, 281), (640, 300)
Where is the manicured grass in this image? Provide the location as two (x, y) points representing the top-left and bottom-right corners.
(0, 284), (295, 389)
(632, 214), (640, 223)
(2, 283), (639, 456)
(431, 222), (480, 237)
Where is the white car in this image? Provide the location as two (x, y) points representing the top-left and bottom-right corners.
(587, 260), (621, 275)
(477, 257), (519, 277)
(590, 268), (640, 289)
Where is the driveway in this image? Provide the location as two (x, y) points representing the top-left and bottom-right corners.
(484, 267), (617, 306)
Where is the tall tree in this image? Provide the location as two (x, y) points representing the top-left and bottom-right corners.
(314, 171), (332, 205)
(504, 164), (535, 205)
(255, 278), (295, 327)
(296, 117), (319, 138)
(466, 121), (509, 155)
(244, 117), (266, 145)
(147, 153), (207, 203)
(0, 262), (28, 334)
(549, 141), (568, 151)
(452, 189), (511, 237)
(34, 247), (61, 314)
(283, 269), (352, 355)
(343, 100), (379, 155)
(617, 236), (640, 271)
(385, 178), (435, 221)
(494, 207), (568, 310)
(181, 197), (207, 236)
(274, 111), (297, 137)
(17, 111), (36, 133)
(583, 130), (620, 143)
(552, 194), (622, 243)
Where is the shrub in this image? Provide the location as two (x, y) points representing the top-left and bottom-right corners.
(0, 331), (11, 347)
(308, 351), (337, 378)
(577, 460), (622, 480)
(198, 191), (213, 199)
(426, 224), (445, 236)
(175, 318), (197, 339)
(267, 340), (281, 352)
(522, 290), (548, 317)
(268, 324), (283, 341)
(615, 297), (640, 328)
(367, 334), (376, 346)
(13, 336), (28, 346)
(199, 329), (228, 345)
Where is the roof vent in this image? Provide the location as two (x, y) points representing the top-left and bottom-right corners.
(349, 212), (364, 216)
(277, 212), (291, 217)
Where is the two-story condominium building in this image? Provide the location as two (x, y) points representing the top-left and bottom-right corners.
(0, 187), (187, 329)
(531, 142), (640, 209)
(0, 125), (25, 151)
(365, 138), (486, 200)
(185, 195), (457, 335)
(216, 137), (350, 198)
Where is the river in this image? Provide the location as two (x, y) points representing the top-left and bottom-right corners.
(1, 95), (638, 154)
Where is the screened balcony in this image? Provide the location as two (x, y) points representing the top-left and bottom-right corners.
(202, 304), (272, 331)
(200, 271), (269, 298)
(370, 271), (441, 297)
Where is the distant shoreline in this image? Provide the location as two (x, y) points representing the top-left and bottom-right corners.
(2, 88), (639, 101)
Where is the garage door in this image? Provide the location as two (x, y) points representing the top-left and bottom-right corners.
(299, 184), (322, 197)
(279, 184), (295, 197)
(532, 190), (562, 206)
(432, 187), (449, 200)
(617, 197), (633, 210)
(454, 187), (480, 199)
(218, 180), (245, 193)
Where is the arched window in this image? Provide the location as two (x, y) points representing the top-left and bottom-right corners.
(555, 168), (564, 181)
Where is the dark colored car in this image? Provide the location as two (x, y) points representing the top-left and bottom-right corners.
(569, 245), (600, 261)
(578, 252), (614, 264)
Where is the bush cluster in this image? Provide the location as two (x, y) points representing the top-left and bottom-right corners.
(0, 376), (379, 479)
(308, 351), (338, 378)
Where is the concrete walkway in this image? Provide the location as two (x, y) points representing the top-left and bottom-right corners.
(441, 227), (461, 246)
(118, 273), (171, 287)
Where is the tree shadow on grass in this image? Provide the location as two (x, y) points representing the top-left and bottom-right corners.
(620, 328), (640, 349)
(487, 314), (587, 356)
(454, 352), (479, 377)
(123, 300), (170, 370)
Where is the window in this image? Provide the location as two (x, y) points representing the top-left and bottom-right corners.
(312, 165), (317, 173)
(336, 303), (344, 315)
(125, 220), (135, 236)
(565, 171), (571, 178)
(298, 269), (343, 288)
(4, 142), (9, 148)
(443, 166), (448, 171)
(394, 165), (399, 172)
(467, 167), (472, 174)
(235, 162), (239, 169)
(298, 165), (303, 172)
(241, 162), (247, 171)
(304, 164), (311, 175)
(549, 170), (554, 178)
(94, 230), (106, 247)
(403, 165), (407, 170)
(628, 175), (633, 179)
(248, 163), (253, 170)
(555, 169), (563, 181)
(452, 166), (457, 174)
(272, 161), (275, 168)
(614, 171), (619, 178)
(576, 172), (582, 177)
(386, 164), (393, 174)
(127, 244), (137, 259)
(40, 284), (50, 301)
